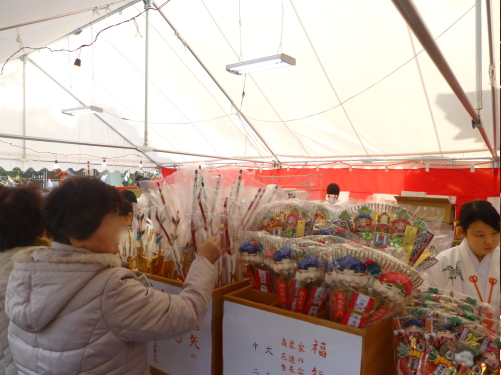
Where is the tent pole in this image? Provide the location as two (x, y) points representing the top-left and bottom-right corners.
(26, 57), (158, 166)
(475, 0), (482, 113)
(0, 133), (271, 164)
(0, 0), (135, 33)
(391, 0), (496, 159)
(21, 0), (142, 60)
(152, 2), (280, 163)
(144, 0), (151, 147)
(22, 56), (26, 159)
(485, 0), (498, 156)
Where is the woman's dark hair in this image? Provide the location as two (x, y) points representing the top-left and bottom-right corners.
(0, 185), (45, 251)
(119, 190), (136, 216)
(459, 200), (500, 232)
(326, 183), (340, 196)
(122, 189), (137, 204)
(43, 177), (124, 245)
(120, 199), (133, 217)
(135, 175), (150, 187)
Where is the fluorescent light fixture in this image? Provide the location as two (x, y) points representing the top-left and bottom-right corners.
(62, 106), (103, 116)
(226, 54), (296, 75)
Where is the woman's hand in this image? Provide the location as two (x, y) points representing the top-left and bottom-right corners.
(199, 236), (222, 264)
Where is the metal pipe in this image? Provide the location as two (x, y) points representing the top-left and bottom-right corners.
(22, 0), (142, 59)
(485, 0), (498, 156)
(144, 2), (150, 147)
(475, 0), (482, 111)
(152, 2), (280, 163)
(0, 0), (131, 33)
(26, 57), (159, 166)
(0, 156), (148, 169)
(0, 133), (272, 163)
(391, 0), (496, 158)
(22, 57), (26, 158)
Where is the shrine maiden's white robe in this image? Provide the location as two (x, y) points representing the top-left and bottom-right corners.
(422, 239), (500, 313)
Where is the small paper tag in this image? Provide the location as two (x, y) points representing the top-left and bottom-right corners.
(342, 292), (375, 328)
(247, 269), (260, 290)
(303, 287), (328, 315)
(295, 289), (307, 313)
(366, 306), (390, 325)
(254, 269), (271, 293)
(277, 280), (287, 305)
(459, 327), (470, 342)
(296, 220), (306, 238)
(334, 291), (347, 318)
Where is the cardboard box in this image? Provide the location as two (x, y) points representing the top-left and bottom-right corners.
(395, 196), (456, 224)
(147, 275), (250, 375)
(223, 286), (396, 375)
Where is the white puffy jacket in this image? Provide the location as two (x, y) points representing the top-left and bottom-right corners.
(6, 242), (217, 375)
(0, 247), (36, 375)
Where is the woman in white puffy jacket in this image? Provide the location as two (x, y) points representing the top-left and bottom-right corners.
(6, 178), (221, 375)
(0, 185), (50, 375)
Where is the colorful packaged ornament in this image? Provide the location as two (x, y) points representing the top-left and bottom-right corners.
(288, 254), (324, 314)
(371, 272), (413, 304)
(481, 346), (500, 375)
(270, 246), (296, 307)
(238, 241), (272, 292)
(393, 313), (428, 375)
(332, 203), (439, 267)
(249, 201), (315, 238)
(420, 316), (466, 374)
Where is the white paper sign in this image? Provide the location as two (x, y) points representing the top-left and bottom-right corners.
(147, 279), (212, 375)
(223, 301), (362, 375)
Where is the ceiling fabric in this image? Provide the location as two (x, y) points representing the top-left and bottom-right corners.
(0, 0), (499, 171)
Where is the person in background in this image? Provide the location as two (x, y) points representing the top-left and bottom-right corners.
(6, 177), (221, 375)
(422, 200), (500, 312)
(0, 185), (50, 375)
(121, 189), (137, 226)
(135, 175), (151, 205)
(326, 183), (340, 204)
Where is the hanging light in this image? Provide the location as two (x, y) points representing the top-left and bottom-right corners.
(286, 165), (290, 171)
(470, 165), (475, 173)
(226, 54), (296, 75)
(139, 160), (143, 168)
(74, 58), (81, 67)
(54, 159), (59, 170)
(102, 159), (107, 168)
(62, 106), (103, 116)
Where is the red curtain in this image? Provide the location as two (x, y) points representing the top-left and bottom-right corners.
(161, 168), (177, 178)
(258, 167), (499, 213)
(162, 167), (499, 216)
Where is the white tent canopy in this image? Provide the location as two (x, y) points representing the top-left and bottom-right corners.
(0, 0), (499, 172)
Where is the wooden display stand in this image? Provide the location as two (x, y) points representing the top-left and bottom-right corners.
(223, 286), (397, 375)
(147, 274), (250, 375)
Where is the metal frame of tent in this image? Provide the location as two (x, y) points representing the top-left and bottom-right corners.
(0, 0), (499, 169)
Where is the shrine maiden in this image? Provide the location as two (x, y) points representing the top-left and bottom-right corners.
(422, 200), (500, 313)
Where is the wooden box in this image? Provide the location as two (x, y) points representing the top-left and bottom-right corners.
(147, 274), (250, 375)
(222, 286), (396, 375)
